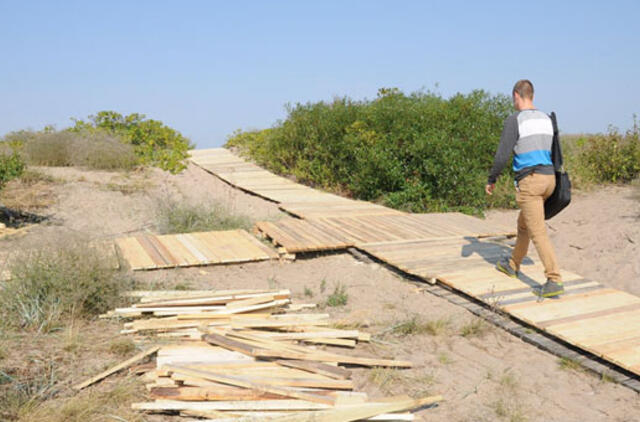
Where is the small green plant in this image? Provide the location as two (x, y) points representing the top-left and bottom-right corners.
(325, 283), (348, 307)
(0, 239), (132, 332)
(303, 287), (313, 298)
(600, 371), (615, 384)
(109, 338), (136, 357)
(437, 352), (452, 365)
(319, 279), (327, 293)
(460, 318), (492, 338)
(557, 357), (584, 373)
(392, 316), (451, 336)
(155, 198), (253, 234)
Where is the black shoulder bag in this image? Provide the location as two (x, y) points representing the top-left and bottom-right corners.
(544, 112), (571, 219)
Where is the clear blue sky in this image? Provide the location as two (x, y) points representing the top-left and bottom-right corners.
(1, 1), (638, 148)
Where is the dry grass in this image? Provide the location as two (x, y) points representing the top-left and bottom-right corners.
(0, 318), (149, 421)
(15, 379), (145, 422)
(155, 197), (253, 234)
(488, 370), (531, 422)
(108, 338), (136, 357)
(21, 131), (138, 171)
(0, 236), (133, 332)
(0, 169), (58, 212)
(459, 318), (493, 338)
(390, 315), (452, 336)
(368, 367), (436, 396)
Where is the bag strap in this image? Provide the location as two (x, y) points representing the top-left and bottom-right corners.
(549, 111), (564, 171)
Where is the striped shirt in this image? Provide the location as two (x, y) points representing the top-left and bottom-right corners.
(488, 109), (554, 184)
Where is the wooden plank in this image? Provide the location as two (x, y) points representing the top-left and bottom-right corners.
(275, 360), (352, 380)
(164, 365), (336, 405)
(132, 399), (330, 411)
(73, 346), (160, 390)
(267, 395), (442, 422)
(115, 236), (156, 270)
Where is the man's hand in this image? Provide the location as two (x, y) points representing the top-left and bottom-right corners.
(485, 183), (495, 196)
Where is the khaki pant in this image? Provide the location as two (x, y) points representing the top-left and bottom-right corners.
(509, 173), (562, 283)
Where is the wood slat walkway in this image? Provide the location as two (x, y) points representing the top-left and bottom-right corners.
(115, 230), (278, 270)
(189, 148), (403, 218)
(188, 147), (640, 382)
(257, 213), (515, 253)
(359, 237), (640, 377)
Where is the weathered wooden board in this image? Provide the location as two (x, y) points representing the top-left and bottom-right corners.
(115, 229), (278, 270)
(359, 237), (640, 377)
(257, 213), (514, 253)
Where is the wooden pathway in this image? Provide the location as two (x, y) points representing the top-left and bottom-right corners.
(187, 147), (640, 382)
(115, 230), (278, 270)
(359, 237), (640, 377)
(189, 148), (402, 218)
(257, 213), (515, 253)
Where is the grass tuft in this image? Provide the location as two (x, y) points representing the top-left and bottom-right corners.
(0, 238), (132, 332)
(155, 198), (253, 234)
(557, 357), (585, 373)
(391, 315), (451, 336)
(303, 287), (313, 298)
(460, 318), (492, 338)
(325, 283), (348, 307)
(109, 338), (137, 357)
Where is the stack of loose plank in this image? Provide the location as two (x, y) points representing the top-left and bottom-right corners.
(100, 289), (441, 420)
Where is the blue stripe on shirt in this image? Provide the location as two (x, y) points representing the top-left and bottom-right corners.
(513, 150), (552, 172)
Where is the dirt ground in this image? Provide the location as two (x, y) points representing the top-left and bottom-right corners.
(1, 163), (639, 422)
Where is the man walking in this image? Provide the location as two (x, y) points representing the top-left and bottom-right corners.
(485, 79), (564, 297)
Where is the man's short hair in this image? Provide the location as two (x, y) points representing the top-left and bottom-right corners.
(512, 80), (534, 100)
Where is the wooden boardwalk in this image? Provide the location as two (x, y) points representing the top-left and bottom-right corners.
(359, 237), (640, 377)
(257, 213), (515, 253)
(115, 230), (278, 270)
(187, 147), (640, 381)
(189, 148), (402, 218)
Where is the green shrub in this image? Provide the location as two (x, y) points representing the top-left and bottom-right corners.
(156, 199), (253, 234)
(0, 240), (132, 332)
(71, 111), (193, 173)
(227, 88), (513, 214)
(0, 151), (25, 189)
(577, 120), (640, 184)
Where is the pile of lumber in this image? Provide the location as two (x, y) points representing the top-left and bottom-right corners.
(96, 289), (441, 420)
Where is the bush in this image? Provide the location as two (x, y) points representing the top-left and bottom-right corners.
(576, 119), (640, 184)
(0, 240), (132, 332)
(70, 131), (138, 170)
(17, 130), (138, 171)
(155, 199), (253, 234)
(20, 132), (76, 166)
(71, 111), (193, 173)
(0, 151), (25, 189)
(227, 88), (513, 214)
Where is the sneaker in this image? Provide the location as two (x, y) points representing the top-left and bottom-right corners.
(496, 257), (518, 278)
(536, 280), (565, 298)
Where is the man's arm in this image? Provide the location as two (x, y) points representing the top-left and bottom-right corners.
(487, 114), (518, 185)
